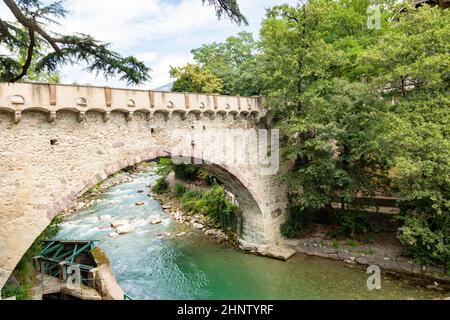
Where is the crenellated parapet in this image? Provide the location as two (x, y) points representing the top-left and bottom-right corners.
(0, 82), (267, 124)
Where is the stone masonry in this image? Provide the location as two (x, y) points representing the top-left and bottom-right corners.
(0, 82), (288, 291)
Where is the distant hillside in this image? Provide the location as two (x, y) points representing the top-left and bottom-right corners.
(154, 82), (173, 92)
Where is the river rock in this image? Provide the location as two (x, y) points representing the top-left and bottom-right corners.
(116, 224), (136, 235)
(174, 212), (184, 220)
(216, 234), (228, 244)
(137, 189), (144, 193)
(135, 202), (145, 206)
(108, 232), (119, 238)
(162, 205), (172, 210)
(100, 215), (112, 221)
(176, 232), (187, 237)
(238, 239), (259, 252)
(75, 202), (86, 210)
(356, 257), (370, 265)
(344, 259), (357, 265)
(193, 223), (204, 230)
(205, 229), (219, 237)
(150, 217), (162, 225)
(111, 220), (129, 228)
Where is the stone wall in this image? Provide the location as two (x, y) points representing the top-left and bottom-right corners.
(0, 83), (288, 291)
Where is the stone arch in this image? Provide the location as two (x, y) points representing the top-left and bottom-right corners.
(0, 83), (287, 292)
(45, 149), (265, 244)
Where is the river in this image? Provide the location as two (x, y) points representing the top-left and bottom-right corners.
(54, 171), (446, 300)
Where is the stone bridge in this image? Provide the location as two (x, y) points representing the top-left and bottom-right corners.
(0, 82), (288, 291)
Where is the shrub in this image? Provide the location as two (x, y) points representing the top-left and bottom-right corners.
(180, 186), (241, 233)
(152, 178), (168, 194)
(156, 158), (173, 178)
(1, 283), (32, 300)
(181, 190), (203, 213)
(280, 222), (303, 239)
(280, 206), (314, 239)
(173, 183), (187, 198)
(198, 185), (241, 232)
(397, 213), (450, 268)
(173, 164), (200, 182)
(327, 210), (372, 239)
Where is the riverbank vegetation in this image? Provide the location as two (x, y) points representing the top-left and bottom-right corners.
(152, 159), (242, 235)
(169, 1), (450, 269)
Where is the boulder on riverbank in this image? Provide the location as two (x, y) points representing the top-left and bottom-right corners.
(111, 220), (129, 228)
(193, 223), (205, 230)
(116, 224), (136, 235)
(149, 217), (162, 225)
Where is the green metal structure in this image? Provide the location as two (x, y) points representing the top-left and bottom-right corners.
(34, 240), (132, 300)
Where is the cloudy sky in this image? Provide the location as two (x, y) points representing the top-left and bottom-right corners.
(0, 0), (298, 89)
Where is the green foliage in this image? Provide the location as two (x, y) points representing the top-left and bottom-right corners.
(203, 0), (247, 25)
(181, 189), (204, 213)
(173, 164), (201, 182)
(345, 239), (360, 248)
(198, 168), (218, 185)
(397, 214), (449, 267)
(155, 159), (204, 183)
(188, 31), (261, 96)
(281, 79), (390, 212)
(181, 185), (241, 233)
(1, 283), (32, 300)
(327, 210), (372, 239)
(280, 206), (313, 239)
(360, 4), (450, 266)
(170, 63), (223, 94)
(255, 1), (449, 265)
(173, 183), (187, 198)
(152, 178), (168, 195)
(155, 158), (174, 179)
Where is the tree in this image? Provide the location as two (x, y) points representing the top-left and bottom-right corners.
(258, 0), (392, 219)
(361, 3), (450, 266)
(191, 31), (260, 96)
(203, 0), (248, 25)
(170, 63), (223, 94)
(0, 0), (246, 84)
(281, 79), (390, 220)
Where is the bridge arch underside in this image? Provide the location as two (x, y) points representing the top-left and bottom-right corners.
(0, 109), (287, 291)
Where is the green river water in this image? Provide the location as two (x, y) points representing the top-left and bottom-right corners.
(54, 171), (447, 300)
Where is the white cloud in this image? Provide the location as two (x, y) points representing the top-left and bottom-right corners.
(0, 0), (298, 89)
(144, 53), (195, 89)
(60, 0), (220, 51)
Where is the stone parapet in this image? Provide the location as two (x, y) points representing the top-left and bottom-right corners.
(0, 82), (266, 124)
